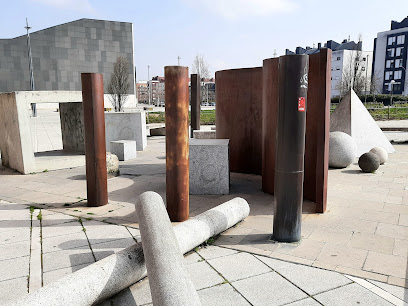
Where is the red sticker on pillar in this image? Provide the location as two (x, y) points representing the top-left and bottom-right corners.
(298, 97), (306, 112)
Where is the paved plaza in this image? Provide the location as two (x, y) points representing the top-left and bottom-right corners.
(0, 110), (407, 305)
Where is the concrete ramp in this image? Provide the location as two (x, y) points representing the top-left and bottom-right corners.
(330, 89), (395, 156)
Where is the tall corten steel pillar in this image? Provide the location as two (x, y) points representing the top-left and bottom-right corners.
(165, 66), (189, 222)
(190, 74), (201, 138)
(81, 73), (108, 207)
(304, 49), (331, 213)
(262, 58), (279, 194)
(273, 55), (308, 242)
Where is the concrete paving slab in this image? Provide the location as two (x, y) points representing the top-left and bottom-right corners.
(197, 283), (251, 306)
(183, 251), (203, 265)
(286, 298), (321, 306)
(316, 242), (368, 269)
(187, 261), (225, 290)
(0, 276), (28, 304)
(197, 245), (238, 260)
(348, 232), (395, 254)
(369, 280), (408, 302)
(0, 241), (30, 261)
(314, 283), (393, 306)
(92, 238), (136, 261)
(207, 252), (271, 282)
(42, 248), (95, 273)
(42, 231), (89, 253)
(256, 255), (352, 295)
(232, 271), (308, 306)
(363, 251), (408, 279)
(0, 256), (29, 282)
(43, 263), (91, 286)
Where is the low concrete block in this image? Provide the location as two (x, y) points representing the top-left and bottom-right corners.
(150, 127), (165, 136)
(105, 112), (147, 151)
(10, 196), (249, 306)
(189, 139), (229, 195)
(136, 192), (201, 306)
(110, 140), (137, 161)
(193, 130), (216, 139)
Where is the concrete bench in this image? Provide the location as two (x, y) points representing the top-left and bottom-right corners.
(189, 139), (229, 195)
(110, 140), (137, 161)
(193, 130), (216, 139)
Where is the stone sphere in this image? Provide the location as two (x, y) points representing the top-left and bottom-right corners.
(358, 152), (380, 173)
(369, 147), (388, 165)
(106, 152), (120, 178)
(329, 132), (357, 168)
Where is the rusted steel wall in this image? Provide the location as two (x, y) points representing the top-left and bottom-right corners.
(262, 58), (279, 193)
(81, 73), (108, 207)
(190, 74), (201, 138)
(304, 49), (331, 213)
(215, 67), (263, 175)
(165, 66), (190, 222)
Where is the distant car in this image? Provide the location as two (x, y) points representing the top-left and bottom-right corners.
(209, 102), (215, 106)
(202, 102), (209, 106)
(159, 102), (165, 107)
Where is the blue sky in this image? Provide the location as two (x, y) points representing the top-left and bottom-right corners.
(1, 0), (408, 80)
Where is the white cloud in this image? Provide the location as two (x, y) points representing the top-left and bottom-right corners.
(185, 0), (297, 20)
(31, 0), (94, 13)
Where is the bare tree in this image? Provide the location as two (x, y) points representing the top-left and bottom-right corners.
(107, 56), (130, 112)
(192, 54), (210, 79)
(370, 69), (383, 94)
(336, 35), (369, 97)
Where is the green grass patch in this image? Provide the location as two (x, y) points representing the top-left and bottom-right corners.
(146, 110), (216, 125)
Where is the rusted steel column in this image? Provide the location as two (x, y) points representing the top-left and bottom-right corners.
(273, 55), (308, 242)
(304, 49), (331, 213)
(81, 73), (108, 207)
(262, 58), (279, 194)
(190, 74), (201, 138)
(165, 66), (189, 222)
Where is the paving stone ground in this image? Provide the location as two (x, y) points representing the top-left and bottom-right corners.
(0, 110), (407, 305)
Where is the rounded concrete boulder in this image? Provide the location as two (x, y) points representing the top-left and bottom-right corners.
(358, 152), (380, 173)
(106, 152), (120, 178)
(369, 147), (388, 165)
(329, 132), (357, 168)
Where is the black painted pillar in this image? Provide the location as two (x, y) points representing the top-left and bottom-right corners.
(273, 55), (308, 242)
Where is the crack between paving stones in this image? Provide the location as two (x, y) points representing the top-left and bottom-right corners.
(39, 210), (44, 287)
(27, 207), (34, 293)
(193, 250), (255, 305)
(78, 218), (97, 262)
(125, 226), (140, 243)
(252, 254), (325, 305)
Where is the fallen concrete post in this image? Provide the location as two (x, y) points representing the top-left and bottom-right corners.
(10, 196), (249, 306)
(137, 192), (201, 306)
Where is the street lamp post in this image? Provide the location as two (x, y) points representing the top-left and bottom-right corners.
(25, 18), (36, 117)
(364, 54), (369, 104)
(389, 79), (396, 120)
(147, 65), (151, 105)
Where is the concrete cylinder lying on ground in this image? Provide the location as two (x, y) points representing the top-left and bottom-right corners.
(10, 196), (249, 306)
(165, 66), (190, 222)
(137, 192), (201, 306)
(273, 55), (308, 243)
(81, 73), (108, 207)
(190, 73), (201, 138)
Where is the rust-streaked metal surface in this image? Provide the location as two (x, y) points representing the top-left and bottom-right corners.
(262, 58), (279, 194)
(81, 73), (108, 207)
(216, 67), (263, 174)
(304, 49), (331, 213)
(273, 55), (308, 242)
(190, 74), (201, 138)
(165, 66), (189, 222)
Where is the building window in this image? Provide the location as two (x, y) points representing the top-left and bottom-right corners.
(395, 70), (402, 79)
(336, 56), (341, 61)
(397, 35), (405, 45)
(396, 47), (404, 56)
(336, 67), (340, 70)
(387, 48), (395, 57)
(388, 36), (396, 45)
(386, 60), (395, 68)
(361, 67), (365, 71)
(385, 71), (393, 80)
(395, 59), (403, 68)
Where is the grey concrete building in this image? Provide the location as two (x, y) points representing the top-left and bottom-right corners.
(0, 18), (135, 94)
